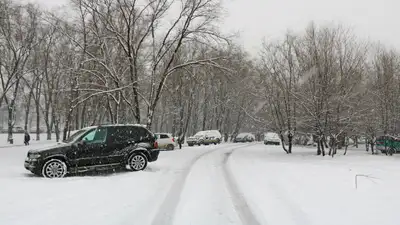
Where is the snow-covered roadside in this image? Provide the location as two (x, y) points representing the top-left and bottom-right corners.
(228, 144), (400, 225)
(0, 133), (57, 148)
(4, 142), (399, 225)
(0, 143), (226, 225)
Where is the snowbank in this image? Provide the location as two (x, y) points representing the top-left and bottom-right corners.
(229, 144), (400, 225)
(0, 143), (225, 225)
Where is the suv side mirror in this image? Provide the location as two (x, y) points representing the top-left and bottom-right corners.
(77, 139), (87, 147)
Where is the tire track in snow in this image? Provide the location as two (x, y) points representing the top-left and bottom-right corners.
(150, 144), (246, 225)
(227, 145), (312, 225)
(266, 181), (312, 225)
(222, 145), (263, 225)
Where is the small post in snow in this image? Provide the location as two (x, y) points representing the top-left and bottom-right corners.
(354, 174), (379, 189)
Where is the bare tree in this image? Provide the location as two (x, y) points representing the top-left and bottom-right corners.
(0, 1), (39, 143)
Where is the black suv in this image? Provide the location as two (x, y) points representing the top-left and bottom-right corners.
(24, 124), (160, 178)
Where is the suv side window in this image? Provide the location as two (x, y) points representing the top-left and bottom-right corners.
(160, 134), (169, 139)
(81, 127), (107, 144)
(107, 126), (129, 143)
(82, 129), (96, 142)
(139, 127), (152, 141)
(127, 127), (151, 142)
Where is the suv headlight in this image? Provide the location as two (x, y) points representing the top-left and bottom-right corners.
(29, 153), (41, 159)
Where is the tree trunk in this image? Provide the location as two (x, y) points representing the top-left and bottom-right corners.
(80, 102), (86, 128)
(106, 98), (114, 124)
(181, 89), (195, 143)
(320, 139), (325, 156)
(44, 104), (51, 140)
(288, 132), (293, 153)
(146, 109), (154, 130)
(128, 57), (140, 123)
(7, 105), (14, 144)
(344, 143), (348, 155)
(54, 117), (60, 143)
(43, 94), (52, 140)
(371, 141), (375, 155)
(49, 108), (55, 141)
(354, 136), (358, 148)
(75, 105), (80, 130)
(24, 90), (33, 131)
(63, 109), (73, 141)
(280, 131), (289, 154)
(331, 136), (338, 157)
(47, 126), (52, 140)
(36, 101), (40, 141)
(202, 101), (207, 131)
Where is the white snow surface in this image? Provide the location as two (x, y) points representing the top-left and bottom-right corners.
(1, 142), (400, 225)
(0, 133), (56, 148)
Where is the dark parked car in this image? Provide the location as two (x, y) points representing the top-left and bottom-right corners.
(24, 124), (160, 178)
(376, 135), (400, 155)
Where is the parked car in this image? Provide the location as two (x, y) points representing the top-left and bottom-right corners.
(29, 126), (46, 133)
(155, 133), (176, 150)
(14, 126), (25, 133)
(187, 131), (206, 146)
(234, 133), (255, 143)
(264, 132), (281, 145)
(203, 130), (222, 145)
(376, 135), (400, 155)
(187, 130), (222, 146)
(24, 124), (160, 178)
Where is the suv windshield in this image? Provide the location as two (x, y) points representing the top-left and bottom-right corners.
(63, 129), (90, 143)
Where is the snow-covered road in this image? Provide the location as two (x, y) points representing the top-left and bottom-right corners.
(2, 142), (400, 225)
(0, 143), (257, 225)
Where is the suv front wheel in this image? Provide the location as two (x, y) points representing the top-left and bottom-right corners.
(42, 159), (67, 178)
(128, 153), (148, 171)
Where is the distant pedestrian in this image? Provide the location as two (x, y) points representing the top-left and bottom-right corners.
(178, 136), (184, 149)
(24, 131), (30, 146)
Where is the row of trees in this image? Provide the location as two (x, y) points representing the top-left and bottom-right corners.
(257, 24), (400, 156)
(1, 0), (399, 156)
(0, 0), (258, 143)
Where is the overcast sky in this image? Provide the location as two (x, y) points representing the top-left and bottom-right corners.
(25, 0), (400, 55)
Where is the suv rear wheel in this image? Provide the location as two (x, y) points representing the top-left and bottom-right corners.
(128, 153), (148, 171)
(42, 159), (67, 178)
(167, 144), (175, 150)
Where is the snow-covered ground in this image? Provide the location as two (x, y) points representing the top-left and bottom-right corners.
(1, 142), (400, 225)
(229, 145), (400, 225)
(0, 133), (57, 148)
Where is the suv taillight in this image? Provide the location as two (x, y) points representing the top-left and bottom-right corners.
(172, 138), (175, 142)
(154, 141), (158, 149)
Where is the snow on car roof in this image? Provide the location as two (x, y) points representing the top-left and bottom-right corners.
(195, 131), (206, 135)
(237, 133), (254, 138)
(69, 126), (97, 134)
(155, 133), (172, 136)
(265, 132), (279, 137)
(71, 124), (149, 134)
(99, 124), (147, 127)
